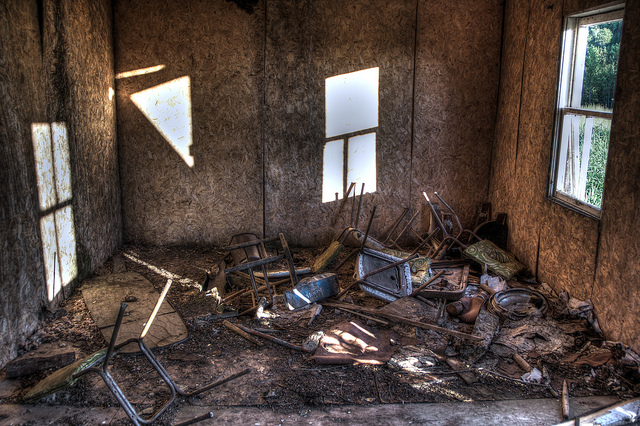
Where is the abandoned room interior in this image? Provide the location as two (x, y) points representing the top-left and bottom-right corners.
(2, 0), (640, 424)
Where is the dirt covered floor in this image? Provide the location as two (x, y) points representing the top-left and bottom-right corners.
(2, 243), (640, 425)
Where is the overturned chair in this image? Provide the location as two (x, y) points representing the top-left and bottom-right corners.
(222, 233), (299, 308)
(72, 279), (250, 425)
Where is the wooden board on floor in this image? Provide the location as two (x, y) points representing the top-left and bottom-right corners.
(82, 272), (187, 353)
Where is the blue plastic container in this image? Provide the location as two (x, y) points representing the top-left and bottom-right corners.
(283, 273), (340, 310)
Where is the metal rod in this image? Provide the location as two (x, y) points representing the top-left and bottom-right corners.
(338, 306), (390, 325)
(410, 228), (440, 256)
(260, 263), (274, 302)
(330, 181), (356, 229)
(434, 192), (462, 237)
(350, 183), (357, 227)
(361, 204), (377, 251)
(104, 303), (128, 369)
(391, 210), (420, 246)
(279, 233), (298, 286)
(224, 235), (279, 251)
(182, 368), (251, 396)
(224, 255), (285, 273)
(382, 208), (409, 244)
(423, 192), (449, 237)
(354, 182), (365, 230)
(173, 412), (214, 426)
(321, 302), (483, 342)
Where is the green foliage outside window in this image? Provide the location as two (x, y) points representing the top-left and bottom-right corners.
(580, 21), (621, 207)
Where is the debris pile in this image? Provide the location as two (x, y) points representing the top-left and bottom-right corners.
(4, 188), (640, 425)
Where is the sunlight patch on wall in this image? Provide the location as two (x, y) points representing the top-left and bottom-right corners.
(322, 139), (344, 203)
(323, 67), (379, 203)
(32, 123), (77, 304)
(347, 133), (376, 193)
(130, 76), (194, 167)
(32, 123), (56, 211)
(325, 67), (379, 138)
(115, 64), (166, 79)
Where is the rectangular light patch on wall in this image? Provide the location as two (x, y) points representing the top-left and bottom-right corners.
(347, 133), (377, 194)
(325, 67), (379, 138)
(322, 139), (344, 203)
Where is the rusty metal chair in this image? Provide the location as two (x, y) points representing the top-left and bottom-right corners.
(73, 279), (250, 425)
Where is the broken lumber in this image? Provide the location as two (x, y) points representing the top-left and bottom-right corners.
(321, 301), (483, 342)
(562, 380), (570, 420)
(338, 306), (390, 326)
(5, 345), (76, 378)
(234, 324), (310, 353)
(223, 320), (262, 347)
(513, 353), (532, 372)
(445, 357), (477, 385)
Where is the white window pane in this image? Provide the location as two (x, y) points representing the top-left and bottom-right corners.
(347, 133), (376, 194)
(556, 113), (610, 208)
(325, 67), (379, 138)
(51, 122), (73, 203)
(322, 139), (344, 203)
(32, 123), (56, 211)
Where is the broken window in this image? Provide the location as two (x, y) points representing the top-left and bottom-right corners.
(322, 67), (379, 203)
(548, 6), (624, 218)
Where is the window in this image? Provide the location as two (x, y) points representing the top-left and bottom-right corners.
(548, 6), (623, 217)
(322, 67), (379, 203)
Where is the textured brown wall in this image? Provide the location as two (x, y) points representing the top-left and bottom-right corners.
(0, 0), (120, 368)
(115, 0), (503, 247)
(412, 0), (503, 232)
(264, 0), (417, 246)
(50, 0), (122, 274)
(592, 1), (640, 354)
(0, 0), (47, 370)
(114, 0), (265, 245)
(490, 0), (640, 352)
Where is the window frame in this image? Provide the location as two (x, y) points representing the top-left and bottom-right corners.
(547, 5), (624, 219)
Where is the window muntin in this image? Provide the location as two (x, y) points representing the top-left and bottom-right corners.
(549, 7), (623, 217)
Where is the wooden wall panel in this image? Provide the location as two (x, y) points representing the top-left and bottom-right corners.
(114, 0), (265, 245)
(490, 0), (599, 291)
(0, 0), (48, 371)
(264, 0), (416, 246)
(593, 0), (640, 354)
(490, 0), (640, 351)
(53, 0), (122, 274)
(0, 0), (119, 369)
(412, 0), (503, 232)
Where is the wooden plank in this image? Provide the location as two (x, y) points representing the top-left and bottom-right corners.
(82, 272), (188, 353)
